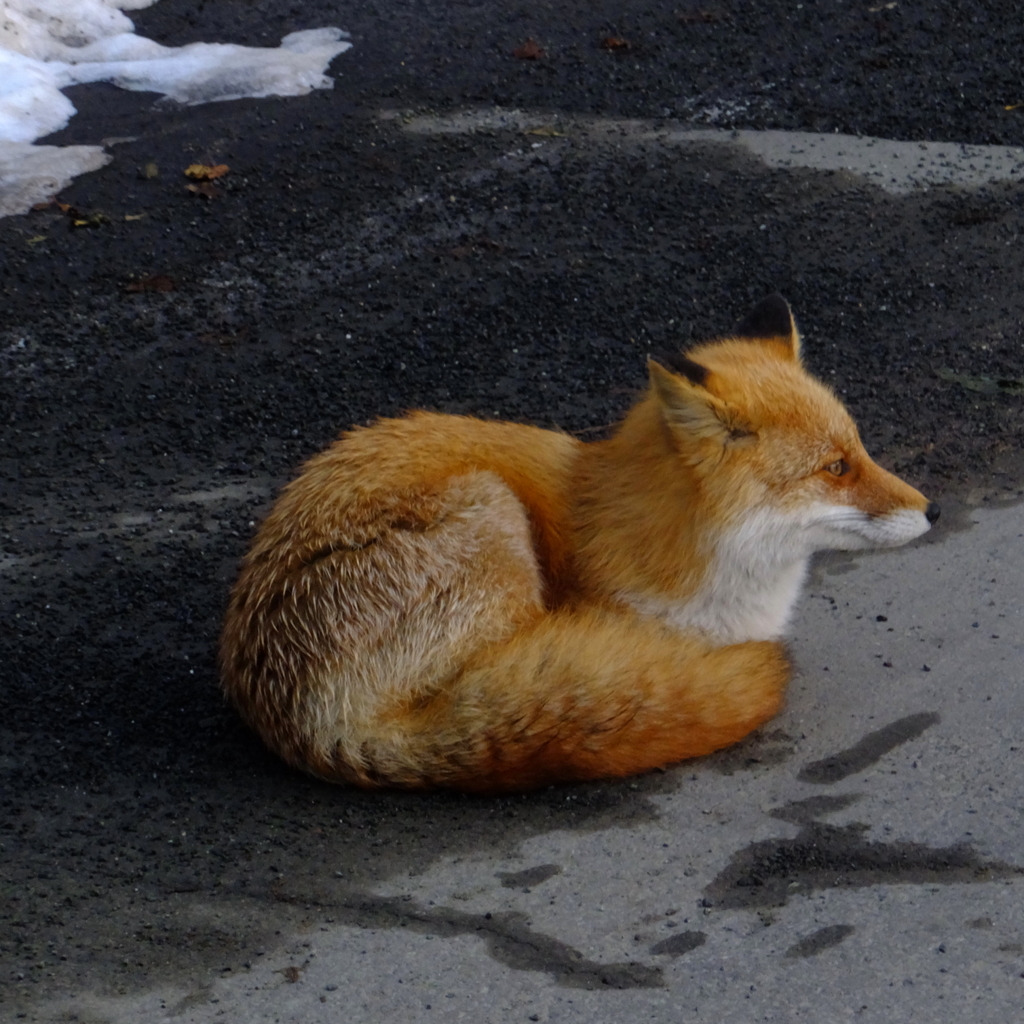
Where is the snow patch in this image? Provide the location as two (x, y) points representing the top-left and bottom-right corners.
(0, 140), (112, 218)
(0, 0), (352, 217)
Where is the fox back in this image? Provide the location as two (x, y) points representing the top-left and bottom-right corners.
(220, 295), (936, 791)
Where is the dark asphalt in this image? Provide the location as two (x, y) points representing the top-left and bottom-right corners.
(1, 0), (1023, 1012)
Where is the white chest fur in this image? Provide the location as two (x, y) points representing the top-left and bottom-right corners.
(617, 506), (824, 644)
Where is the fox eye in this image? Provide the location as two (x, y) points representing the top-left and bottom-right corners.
(824, 459), (850, 477)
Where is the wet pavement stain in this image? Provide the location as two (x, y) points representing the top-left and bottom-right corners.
(649, 931), (707, 957)
(497, 864), (562, 889)
(270, 891), (664, 990)
(0, 750), (673, 1006)
(784, 924), (856, 959)
(704, 729), (797, 776)
(771, 794), (862, 825)
(797, 712), (941, 784)
(704, 796), (1021, 911)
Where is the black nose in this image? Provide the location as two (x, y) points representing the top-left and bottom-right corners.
(925, 502), (941, 524)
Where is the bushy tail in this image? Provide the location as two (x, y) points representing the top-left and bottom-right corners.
(326, 605), (790, 793)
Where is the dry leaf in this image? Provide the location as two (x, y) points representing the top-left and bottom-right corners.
(124, 213), (145, 221)
(30, 199), (72, 213)
(125, 274), (175, 293)
(71, 211), (109, 229)
(199, 327), (250, 346)
(513, 38), (545, 59)
(140, 162), (159, 179)
(184, 163), (230, 180)
(186, 182), (219, 199)
(1005, 102), (1024, 111)
(31, 198), (109, 227)
(600, 36), (631, 51)
(678, 8), (728, 23)
(26, 235), (47, 245)
(526, 125), (565, 137)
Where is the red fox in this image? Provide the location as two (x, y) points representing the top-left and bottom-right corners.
(220, 296), (938, 792)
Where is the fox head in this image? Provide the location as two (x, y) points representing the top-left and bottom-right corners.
(575, 294), (938, 640)
(647, 294), (938, 557)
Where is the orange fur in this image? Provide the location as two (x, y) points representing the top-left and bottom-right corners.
(220, 297), (934, 792)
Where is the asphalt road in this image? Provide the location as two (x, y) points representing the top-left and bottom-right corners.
(2, 1), (1023, 1021)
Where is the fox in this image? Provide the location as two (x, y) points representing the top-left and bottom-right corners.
(219, 295), (939, 793)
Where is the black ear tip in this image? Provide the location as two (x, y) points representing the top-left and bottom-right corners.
(735, 294), (794, 339)
(650, 349), (709, 388)
(760, 293), (791, 314)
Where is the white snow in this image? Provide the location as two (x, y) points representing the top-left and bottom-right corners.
(0, 0), (352, 217)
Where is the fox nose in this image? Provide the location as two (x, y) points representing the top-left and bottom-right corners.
(925, 502), (941, 524)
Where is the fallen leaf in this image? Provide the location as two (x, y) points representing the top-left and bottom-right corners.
(678, 8), (728, 23)
(71, 211), (109, 229)
(526, 125), (565, 137)
(26, 235), (47, 245)
(600, 36), (631, 51)
(184, 163), (230, 180)
(277, 966), (303, 983)
(199, 327), (250, 346)
(449, 238), (504, 258)
(140, 162), (159, 179)
(513, 38), (545, 59)
(30, 199), (72, 213)
(935, 366), (1024, 395)
(1005, 102), (1024, 112)
(125, 274), (176, 293)
(31, 199), (109, 228)
(124, 213), (146, 221)
(186, 182), (219, 199)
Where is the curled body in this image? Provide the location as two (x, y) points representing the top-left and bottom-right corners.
(220, 296), (937, 792)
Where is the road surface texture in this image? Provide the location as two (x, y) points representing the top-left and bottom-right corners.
(2, 1), (1023, 1022)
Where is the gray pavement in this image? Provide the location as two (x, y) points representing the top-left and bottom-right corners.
(399, 109), (1024, 195)
(25, 498), (1024, 1022)
(3, 1), (1024, 1019)
(3, 106), (1024, 1021)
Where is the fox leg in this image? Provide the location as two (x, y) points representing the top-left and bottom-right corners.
(366, 605), (790, 792)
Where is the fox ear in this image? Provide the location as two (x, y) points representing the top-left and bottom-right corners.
(734, 293), (801, 360)
(648, 358), (752, 443)
(648, 348), (709, 387)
